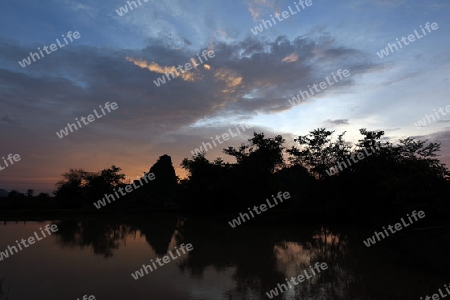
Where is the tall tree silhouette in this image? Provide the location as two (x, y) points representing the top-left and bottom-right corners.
(146, 154), (178, 206)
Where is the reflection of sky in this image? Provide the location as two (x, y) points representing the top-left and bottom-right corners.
(275, 242), (311, 277)
(274, 242), (312, 298)
(273, 229), (343, 297)
(0, 222), (237, 299)
(1, 0), (450, 192)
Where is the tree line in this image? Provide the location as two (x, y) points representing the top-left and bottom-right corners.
(2, 128), (450, 222)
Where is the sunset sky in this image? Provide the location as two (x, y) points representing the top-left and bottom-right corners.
(1, 0), (449, 193)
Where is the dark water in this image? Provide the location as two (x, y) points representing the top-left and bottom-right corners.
(0, 214), (447, 300)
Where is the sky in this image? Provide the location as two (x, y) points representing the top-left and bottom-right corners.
(0, 0), (449, 193)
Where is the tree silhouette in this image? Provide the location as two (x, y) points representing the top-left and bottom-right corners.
(54, 166), (125, 207)
(42, 127), (450, 221)
(287, 128), (349, 179)
(223, 132), (285, 174)
(145, 154), (178, 206)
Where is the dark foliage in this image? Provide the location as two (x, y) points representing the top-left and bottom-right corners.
(6, 128), (448, 223)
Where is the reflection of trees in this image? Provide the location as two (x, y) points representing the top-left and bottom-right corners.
(174, 221), (366, 299)
(263, 225), (350, 300)
(287, 227), (352, 300)
(53, 219), (132, 258)
(173, 220), (358, 299)
(175, 218), (284, 299)
(0, 276), (12, 300)
(128, 214), (179, 256)
(50, 218), (445, 299)
(52, 214), (179, 258)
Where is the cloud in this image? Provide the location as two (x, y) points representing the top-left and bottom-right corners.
(0, 114), (20, 124)
(378, 72), (420, 87)
(0, 32), (382, 126)
(214, 68), (243, 94)
(373, 0), (406, 6)
(126, 57), (200, 82)
(0, 31), (382, 191)
(52, 0), (98, 18)
(282, 53), (298, 63)
(324, 119), (349, 125)
(384, 127), (401, 132)
(245, 0), (282, 21)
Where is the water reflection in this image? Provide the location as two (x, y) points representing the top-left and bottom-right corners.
(0, 276), (12, 300)
(1, 216), (447, 299)
(52, 214), (179, 258)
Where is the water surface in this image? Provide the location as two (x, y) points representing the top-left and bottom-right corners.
(0, 215), (447, 299)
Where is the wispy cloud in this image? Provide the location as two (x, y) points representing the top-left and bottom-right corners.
(282, 53), (299, 63)
(126, 57), (200, 82)
(325, 119), (349, 125)
(245, 0), (279, 21)
(0, 114), (20, 124)
(373, 0), (406, 7)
